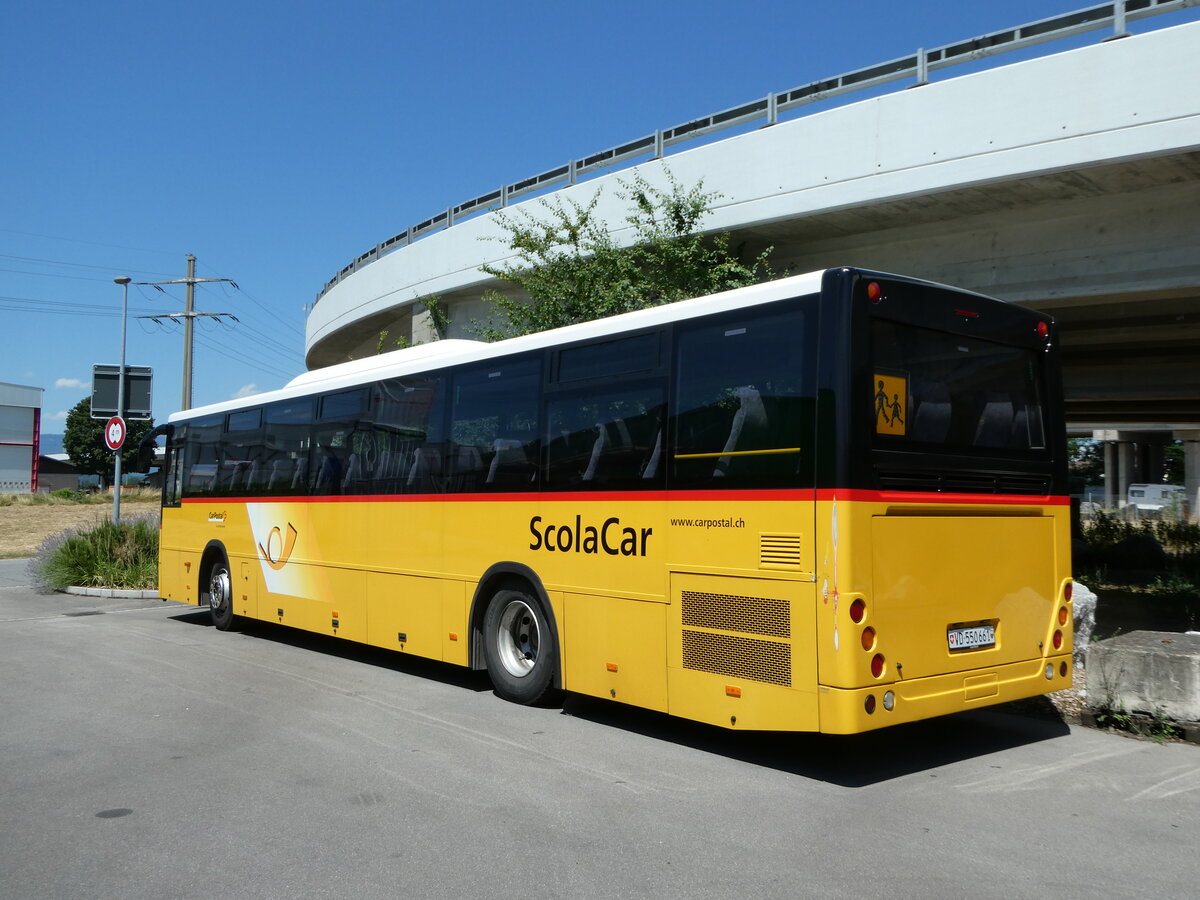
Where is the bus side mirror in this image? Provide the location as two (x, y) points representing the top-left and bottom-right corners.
(135, 423), (173, 474)
(136, 442), (155, 473)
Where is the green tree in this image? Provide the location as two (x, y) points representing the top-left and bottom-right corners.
(473, 169), (775, 340)
(62, 397), (155, 482)
(1068, 438), (1104, 485)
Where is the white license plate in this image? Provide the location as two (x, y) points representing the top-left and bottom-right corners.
(947, 624), (995, 651)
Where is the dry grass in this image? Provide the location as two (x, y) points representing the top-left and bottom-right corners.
(0, 495), (160, 557)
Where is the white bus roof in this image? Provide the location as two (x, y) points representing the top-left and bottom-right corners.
(170, 269), (831, 423)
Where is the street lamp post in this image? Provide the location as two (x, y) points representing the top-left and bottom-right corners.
(112, 276), (131, 526)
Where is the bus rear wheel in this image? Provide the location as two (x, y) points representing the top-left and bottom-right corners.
(483, 588), (558, 705)
(206, 557), (236, 631)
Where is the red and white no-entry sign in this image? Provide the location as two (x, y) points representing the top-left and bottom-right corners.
(104, 416), (127, 451)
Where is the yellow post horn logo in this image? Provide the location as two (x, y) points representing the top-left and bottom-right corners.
(259, 523), (298, 570)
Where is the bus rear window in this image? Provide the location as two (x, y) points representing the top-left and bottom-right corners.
(871, 320), (1046, 452)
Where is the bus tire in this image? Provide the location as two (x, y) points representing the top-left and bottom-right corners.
(483, 588), (558, 705)
(206, 555), (237, 631)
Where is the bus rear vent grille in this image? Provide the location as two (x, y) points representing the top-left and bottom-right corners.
(760, 533), (802, 569)
(681, 590), (790, 638)
(876, 470), (1051, 495)
(682, 630), (791, 686)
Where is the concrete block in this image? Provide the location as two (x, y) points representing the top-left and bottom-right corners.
(1086, 631), (1200, 723)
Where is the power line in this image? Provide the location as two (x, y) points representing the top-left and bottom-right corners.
(0, 227), (178, 256)
(192, 330), (294, 382)
(0, 252), (178, 278)
(195, 269), (306, 340)
(0, 294), (162, 316)
(0, 266), (115, 283)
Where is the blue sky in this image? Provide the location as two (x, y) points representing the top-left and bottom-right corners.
(5, 1), (1197, 434)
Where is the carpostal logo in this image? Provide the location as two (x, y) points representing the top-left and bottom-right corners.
(258, 522), (299, 571)
(529, 515), (652, 557)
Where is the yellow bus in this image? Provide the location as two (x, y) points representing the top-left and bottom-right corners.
(147, 267), (1073, 734)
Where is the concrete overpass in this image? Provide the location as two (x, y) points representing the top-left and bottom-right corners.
(305, 3), (1200, 506)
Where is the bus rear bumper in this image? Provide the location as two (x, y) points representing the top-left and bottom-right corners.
(818, 653), (1074, 734)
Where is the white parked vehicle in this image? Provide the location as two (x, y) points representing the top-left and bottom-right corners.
(1125, 483), (1184, 511)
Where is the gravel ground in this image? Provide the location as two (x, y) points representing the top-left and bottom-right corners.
(0, 499), (158, 556)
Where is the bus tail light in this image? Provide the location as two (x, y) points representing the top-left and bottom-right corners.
(864, 694), (877, 714)
(849, 598), (866, 623)
(1064, 581), (1073, 602)
(1036, 320), (1050, 338)
(871, 654), (885, 678)
(1052, 630), (1063, 650)
(860, 627), (876, 651)
(1058, 606), (1069, 626)
(867, 281), (883, 302)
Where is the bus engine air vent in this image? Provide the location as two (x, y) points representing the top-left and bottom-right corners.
(875, 469), (1050, 496)
(681, 630), (792, 687)
(681, 590), (790, 638)
(759, 533), (803, 570)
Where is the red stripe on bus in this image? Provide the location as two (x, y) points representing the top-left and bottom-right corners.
(182, 488), (1066, 506)
(813, 489), (1068, 506)
(184, 489), (815, 504)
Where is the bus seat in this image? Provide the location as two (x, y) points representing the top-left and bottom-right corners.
(487, 439), (526, 485)
(612, 417), (632, 448)
(974, 399), (1015, 448)
(582, 424), (607, 482)
(714, 386), (766, 477)
(641, 427), (663, 479)
(407, 447), (442, 491)
(1010, 406), (1030, 448)
(266, 459), (288, 489)
(315, 452), (342, 493)
(912, 388), (951, 443)
(243, 460), (261, 490)
(447, 444), (483, 491)
(341, 453), (362, 492)
(290, 458), (308, 491)
(373, 449), (392, 481)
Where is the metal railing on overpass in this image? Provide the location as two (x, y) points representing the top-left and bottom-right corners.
(315, 0), (1196, 305)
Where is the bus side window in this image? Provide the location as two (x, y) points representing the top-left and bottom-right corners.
(309, 390), (367, 496)
(450, 356), (540, 492)
(220, 408), (264, 496)
(263, 399), (314, 496)
(372, 375), (444, 495)
(182, 415), (222, 498)
(544, 384), (665, 490)
(163, 444), (184, 507)
(671, 304), (815, 488)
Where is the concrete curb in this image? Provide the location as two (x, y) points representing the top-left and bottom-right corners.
(1080, 708), (1200, 745)
(62, 586), (161, 600)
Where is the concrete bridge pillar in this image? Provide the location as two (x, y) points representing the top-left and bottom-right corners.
(1103, 441), (1116, 509)
(1177, 431), (1200, 520)
(1094, 430), (1174, 510)
(1117, 442), (1134, 507)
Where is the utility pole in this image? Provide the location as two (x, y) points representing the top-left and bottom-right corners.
(138, 255), (237, 410)
(183, 254), (196, 412)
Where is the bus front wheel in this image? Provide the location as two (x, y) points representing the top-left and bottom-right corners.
(206, 557), (236, 631)
(483, 589), (558, 705)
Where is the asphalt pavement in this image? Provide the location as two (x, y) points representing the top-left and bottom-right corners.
(1, 561), (1197, 899)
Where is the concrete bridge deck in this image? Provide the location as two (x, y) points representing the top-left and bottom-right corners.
(306, 11), (1200, 442)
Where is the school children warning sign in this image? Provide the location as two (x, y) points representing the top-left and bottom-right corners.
(873, 372), (908, 436)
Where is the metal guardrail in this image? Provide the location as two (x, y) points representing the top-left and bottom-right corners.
(315, 0), (1196, 304)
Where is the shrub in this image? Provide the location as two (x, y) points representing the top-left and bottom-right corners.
(29, 514), (159, 591)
